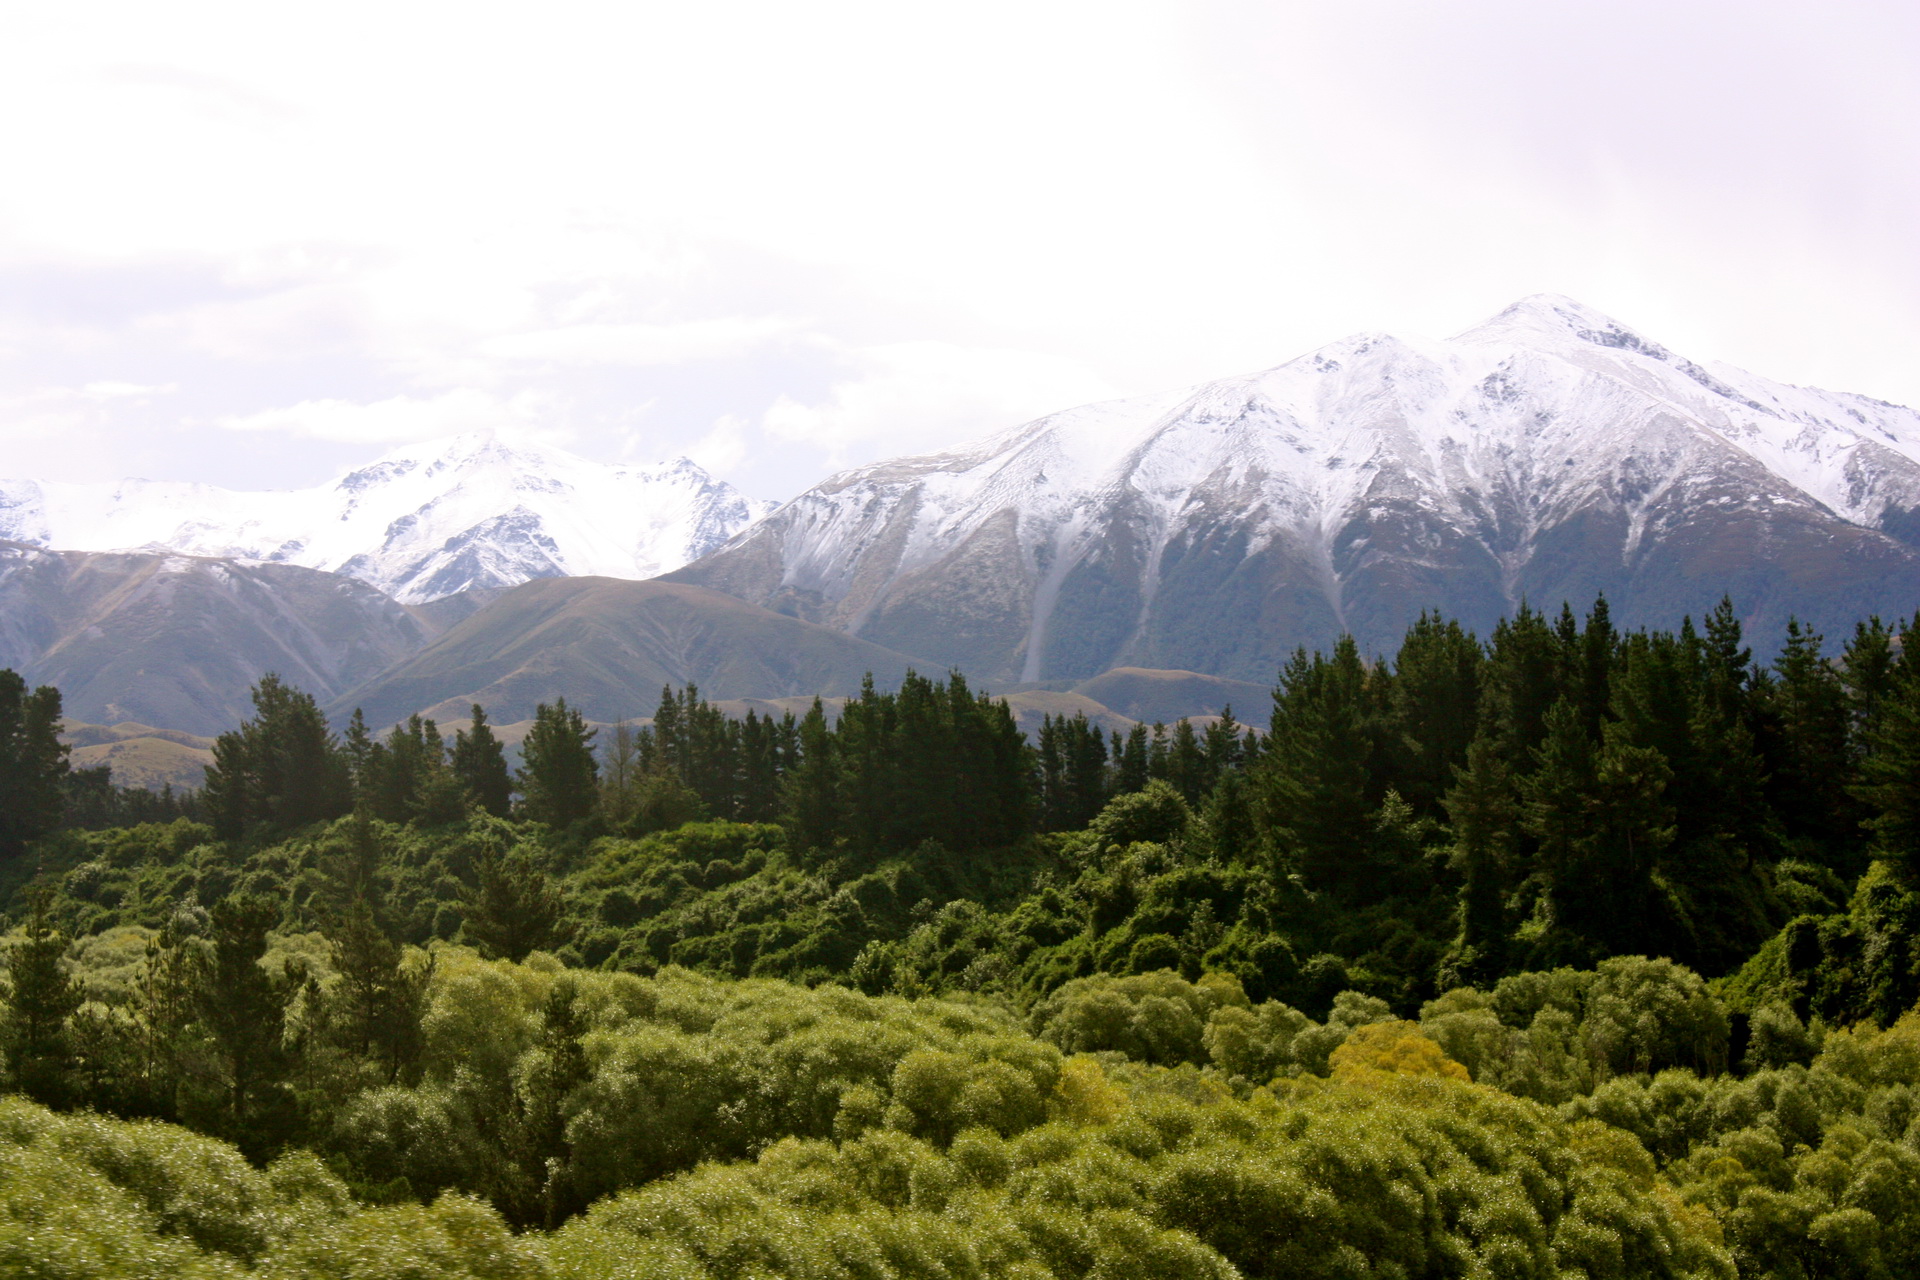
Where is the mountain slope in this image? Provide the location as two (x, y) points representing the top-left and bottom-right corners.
(329, 576), (939, 728)
(671, 296), (1920, 680)
(0, 432), (774, 603)
(0, 541), (432, 735)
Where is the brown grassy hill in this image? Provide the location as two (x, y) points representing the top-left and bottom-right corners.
(1068, 667), (1268, 725)
(332, 576), (940, 728)
(59, 720), (216, 790)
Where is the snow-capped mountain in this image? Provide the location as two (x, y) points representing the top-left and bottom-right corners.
(671, 295), (1920, 682)
(0, 433), (775, 604)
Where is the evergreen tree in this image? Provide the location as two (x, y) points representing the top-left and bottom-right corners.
(1442, 736), (1517, 983)
(1852, 618), (1920, 883)
(2, 889), (81, 1106)
(1759, 620), (1860, 869)
(1115, 724), (1151, 795)
(516, 699), (599, 827)
(463, 850), (570, 962)
(1163, 719), (1209, 805)
(201, 675), (351, 840)
(452, 705), (513, 817)
(0, 670), (70, 861)
(783, 699), (841, 853)
(195, 895), (298, 1152)
(1479, 603), (1565, 773)
(1256, 637), (1378, 899)
(1386, 612), (1483, 814)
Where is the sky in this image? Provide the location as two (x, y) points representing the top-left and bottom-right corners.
(1, 0), (1915, 500)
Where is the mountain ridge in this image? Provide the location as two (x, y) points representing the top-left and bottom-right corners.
(0, 431), (774, 604)
(668, 294), (1920, 680)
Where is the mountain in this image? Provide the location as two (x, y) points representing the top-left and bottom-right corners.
(328, 576), (939, 729)
(670, 295), (1920, 681)
(0, 541), (432, 736)
(0, 432), (773, 604)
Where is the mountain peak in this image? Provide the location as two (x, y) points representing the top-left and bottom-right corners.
(1463, 294), (1674, 361)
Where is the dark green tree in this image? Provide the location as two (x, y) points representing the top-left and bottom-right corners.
(516, 699), (599, 827)
(2, 889), (81, 1106)
(1386, 612), (1483, 814)
(1256, 636), (1378, 899)
(452, 704), (513, 818)
(0, 670), (70, 861)
(201, 675), (351, 840)
(463, 850), (570, 962)
(1759, 620), (1861, 871)
(1852, 617), (1920, 883)
(1442, 735), (1517, 983)
(194, 895), (298, 1153)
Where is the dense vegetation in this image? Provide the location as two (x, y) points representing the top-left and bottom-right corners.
(5, 595), (1920, 1277)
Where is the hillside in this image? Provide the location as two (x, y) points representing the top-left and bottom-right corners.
(329, 575), (939, 727)
(0, 541), (432, 735)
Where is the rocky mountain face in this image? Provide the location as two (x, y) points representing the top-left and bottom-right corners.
(670, 296), (1920, 682)
(0, 432), (773, 604)
(0, 541), (433, 735)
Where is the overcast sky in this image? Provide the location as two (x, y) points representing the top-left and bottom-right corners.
(2, 0), (1915, 499)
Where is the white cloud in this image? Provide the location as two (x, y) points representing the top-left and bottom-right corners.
(684, 414), (751, 474)
(216, 389), (556, 445)
(481, 317), (802, 367)
(763, 342), (1122, 462)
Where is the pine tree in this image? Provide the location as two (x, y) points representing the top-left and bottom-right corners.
(1852, 619), (1920, 883)
(1256, 637), (1378, 899)
(0, 670), (70, 861)
(783, 698), (841, 853)
(516, 699), (598, 827)
(2, 889), (81, 1106)
(1163, 719), (1210, 806)
(463, 850), (570, 962)
(1386, 613), (1483, 814)
(1442, 736), (1517, 983)
(452, 705), (513, 817)
(202, 675), (351, 840)
(1479, 603), (1565, 774)
(195, 895), (298, 1151)
(1761, 619), (1862, 870)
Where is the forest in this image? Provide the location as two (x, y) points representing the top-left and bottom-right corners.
(4, 596), (1920, 1279)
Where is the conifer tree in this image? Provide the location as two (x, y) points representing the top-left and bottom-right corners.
(783, 699), (840, 852)
(2, 889), (81, 1106)
(1443, 736), (1517, 982)
(195, 895), (298, 1151)
(1256, 637), (1377, 898)
(1115, 723), (1150, 794)
(1163, 718), (1210, 805)
(1387, 613), (1483, 814)
(1852, 615), (1920, 883)
(202, 675), (351, 840)
(516, 699), (598, 827)
(452, 704), (512, 817)
(463, 850), (570, 961)
(1762, 620), (1863, 869)
(0, 670), (70, 861)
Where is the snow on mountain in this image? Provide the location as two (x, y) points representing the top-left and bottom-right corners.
(671, 295), (1920, 682)
(0, 433), (775, 604)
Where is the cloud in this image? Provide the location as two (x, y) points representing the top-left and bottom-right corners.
(481, 317), (803, 367)
(216, 389), (556, 445)
(762, 342), (1123, 463)
(683, 414), (751, 474)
